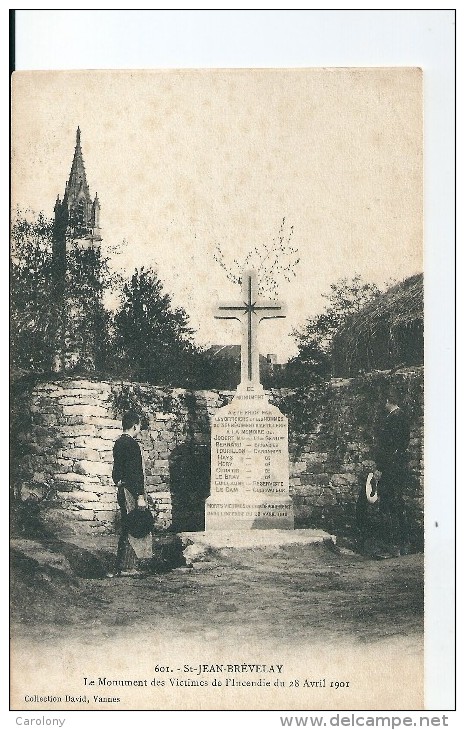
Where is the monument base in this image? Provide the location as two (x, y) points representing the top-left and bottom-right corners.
(179, 528), (335, 566)
(205, 496), (294, 530)
(208, 379), (294, 531)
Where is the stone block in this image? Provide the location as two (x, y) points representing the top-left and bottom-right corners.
(74, 437), (113, 450)
(147, 484), (169, 494)
(290, 461), (307, 474)
(60, 425), (97, 437)
(62, 380), (111, 391)
(70, 508), (96, 521)
(93, 510), (116, 522)
(151, 468), (169, 478)
(35, 383), (61, 392)
(30, 404), (60, 415)
(145, 475), (162, 486)
(153, 439), (169, 450)
(97, 428), (122, 440)
(156, 449), (171, 459)
(62, 404), (109, 418)
(56, 395), (103, 406)
(89, 523), (112, 535)
(93, 499), (116, 510)
(153, 459), (169, 469)
(74, 461), (112, 476)
(57, 481), (101, 494)
(92, 419), (120, 428)
(295, 439), (320, 453)
(329, 473), (358, 487)
(58, 448), (101, 461)
(305, 452), (328, 464)
(94, 483), (116, 495)
(57, 490), (100, 502)
(341, 463), (359, 473)
(303, 462), (328, 476)
(300, 473), (330, 486)
(77, 501), (103, 511)
(56, 472), (100, 484)
(64, 417), (88, 426)
(312, 494), (337, 507)
(152, 493), (171, 504)
(291, 484), (320, 497)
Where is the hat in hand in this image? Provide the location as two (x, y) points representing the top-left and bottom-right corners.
(365, 472), (378, 504)
(126, 508), (154, 538)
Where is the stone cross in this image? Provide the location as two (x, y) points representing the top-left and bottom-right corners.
(214, 269), (286, 386)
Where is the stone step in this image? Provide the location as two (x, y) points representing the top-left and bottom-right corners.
(179, 528), (335, 565)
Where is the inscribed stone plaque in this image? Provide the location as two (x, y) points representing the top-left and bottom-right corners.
(206, 384), (294, 530)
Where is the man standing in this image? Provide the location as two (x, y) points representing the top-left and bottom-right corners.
(374, 389), (411, 557)
(107, 410), (150, 577)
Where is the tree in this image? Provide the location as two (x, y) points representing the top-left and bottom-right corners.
(113, 267), (201, 385)
(63, 245), (114, 372)
(10, 212), (56, 373)
(213, 217), (299, 298)
(11, 210), (115, 374)
(290, 275), (383, 379)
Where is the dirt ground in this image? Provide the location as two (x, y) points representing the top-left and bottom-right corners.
(10, 535), (423, 648)
(10, 534), (424, 710)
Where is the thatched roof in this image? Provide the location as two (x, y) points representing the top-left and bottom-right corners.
(332, 273), (423, 377)
(205, 345), (269, 365)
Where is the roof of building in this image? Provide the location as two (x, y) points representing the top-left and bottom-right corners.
(205, 345), (269, 364)
(332, 273), (424, 377)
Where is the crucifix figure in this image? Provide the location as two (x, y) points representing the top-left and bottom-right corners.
(214, 269), (286, 386)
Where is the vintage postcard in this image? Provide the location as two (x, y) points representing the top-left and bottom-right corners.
(10, 68), (426, 712)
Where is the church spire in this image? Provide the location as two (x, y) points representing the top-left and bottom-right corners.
(65, 126), (91, 208)
(58, 127), (101, 243)
(51, 126), (103, 374)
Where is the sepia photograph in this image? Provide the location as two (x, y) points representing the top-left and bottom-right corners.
(8, 10), (455, 718)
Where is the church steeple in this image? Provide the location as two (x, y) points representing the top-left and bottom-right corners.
(58, 127), (101, 244)
(51, 127), (104, 374)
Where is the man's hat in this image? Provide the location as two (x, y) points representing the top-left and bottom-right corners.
(365, 472), (378, 503)
(126, 508), (154, 538)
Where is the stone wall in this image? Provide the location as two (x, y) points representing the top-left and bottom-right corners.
(283, 368), (424, 543)
(13, 368), (423, 541)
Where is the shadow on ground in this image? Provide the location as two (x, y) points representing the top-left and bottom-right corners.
(10, 534), (423, 647)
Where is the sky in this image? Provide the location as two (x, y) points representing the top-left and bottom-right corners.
(11, 68), (423, 361)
